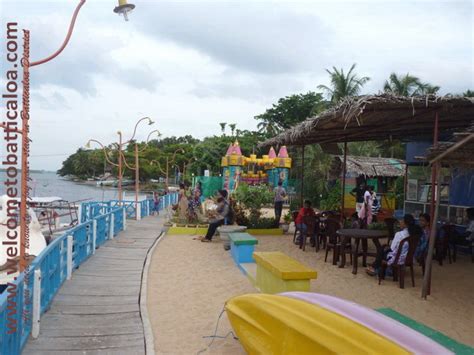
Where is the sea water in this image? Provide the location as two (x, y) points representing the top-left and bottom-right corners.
(0, 171), (147, 203)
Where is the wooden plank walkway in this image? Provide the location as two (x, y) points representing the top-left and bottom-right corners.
(23, 216), (164, 354)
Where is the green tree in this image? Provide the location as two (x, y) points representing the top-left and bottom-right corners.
(255, 92), (326, 135)
(229, 123), (237, 137)
(463, 89), (474, 97)
(384, 73), (441, 96)
(416, 83), (440, 95)
(219, 122), (227, 135)
(317, 63), (370, 104)
(384, 73), (421, 96)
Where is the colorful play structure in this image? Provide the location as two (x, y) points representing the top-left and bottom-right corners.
(221, 141), (292, 192)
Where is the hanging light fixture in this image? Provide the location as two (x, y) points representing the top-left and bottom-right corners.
(114, 0), (136, 21)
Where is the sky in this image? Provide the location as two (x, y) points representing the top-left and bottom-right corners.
(0, 0), (472, 171)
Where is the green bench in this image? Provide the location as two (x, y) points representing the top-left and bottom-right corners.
(253, 251), (317, 294)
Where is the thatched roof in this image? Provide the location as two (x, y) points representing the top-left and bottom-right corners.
(426, 125), (474, 167)
(260, 94), (474, 147)
(331, 156), (406, 178)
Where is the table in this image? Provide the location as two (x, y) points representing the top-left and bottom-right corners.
(336, 229), (388, 274)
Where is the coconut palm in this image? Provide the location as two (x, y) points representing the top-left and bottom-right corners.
(219, 122), (227, 135)
(415, 83), (440, 95)
(257, 121), (279, 137)
(229, 123), (237, 137)
(463, 89), (474, 97)
(318, 64), (370, 104)
(383, 73), (420, 96)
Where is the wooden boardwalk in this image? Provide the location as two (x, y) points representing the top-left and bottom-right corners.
(23, 216), (163, 354)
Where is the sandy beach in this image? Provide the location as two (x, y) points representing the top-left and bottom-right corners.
(147, 229), (474, 354)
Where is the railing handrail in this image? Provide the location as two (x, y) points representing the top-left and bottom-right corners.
(0, 192), (178, 354)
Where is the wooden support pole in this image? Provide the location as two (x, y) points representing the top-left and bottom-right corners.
(300, 145), (305, 206)
(429, 112), (439, 219)
(341, 141), (348, 223)
(422, 163), (441, 299)
(422, 111), (440, 299)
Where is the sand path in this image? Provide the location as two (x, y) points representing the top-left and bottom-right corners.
(147, 231), (474, 353)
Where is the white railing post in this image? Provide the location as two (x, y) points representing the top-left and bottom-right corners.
(67, 235), (73, 280)
(32, 269), (41, 338)
(92, 219), (97, 254)
(77, 202), (82, 224)
(136, 202), (141, 221)
(110, 214), (115, 239)
(123, 208), (127, 230)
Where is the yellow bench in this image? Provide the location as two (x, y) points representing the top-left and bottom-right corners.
(253, 252), (317, 294)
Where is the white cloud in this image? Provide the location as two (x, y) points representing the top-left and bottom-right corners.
(0, 0), (472, 171)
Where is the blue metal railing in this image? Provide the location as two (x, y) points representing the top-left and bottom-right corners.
(0, 192), (177, 355)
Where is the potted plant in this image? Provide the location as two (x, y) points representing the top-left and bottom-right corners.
(280, 211), (292, 233)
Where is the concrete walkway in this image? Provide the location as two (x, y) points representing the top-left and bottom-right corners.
(23, 216), (163, 354)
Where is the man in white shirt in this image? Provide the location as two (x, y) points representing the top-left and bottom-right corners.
(366, 214), (421, 275)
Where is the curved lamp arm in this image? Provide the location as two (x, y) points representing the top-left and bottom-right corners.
(86, 139), (119, 167)
(150, 160), (166, 175)
(138, 129), (161, 153)
(31, 0), (86, 67)
(170, 148), (185, 164)
(122, 117), (154, 145)
(120, 150), (136, 171)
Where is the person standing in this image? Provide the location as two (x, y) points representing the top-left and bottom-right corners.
(178, 183), (189, 222)
(358, 185), (374, 226)
(153, 191), (160, 216)
(351, 182), (366, 213)
(274, 181), (287, 225)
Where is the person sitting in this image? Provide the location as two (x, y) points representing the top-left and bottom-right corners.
(366, 214), (421, 276)
(295, 200), (316, 243)
(414, 213), (430, 262)
(200, 192), (230, 243)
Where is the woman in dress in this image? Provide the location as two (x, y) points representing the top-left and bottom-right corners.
(358, 185), (374, 226)
(178, 183), (189, 222)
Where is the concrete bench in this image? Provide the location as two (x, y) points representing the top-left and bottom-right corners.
(253, 252), (317, 294)
(229, 233), (258, 264)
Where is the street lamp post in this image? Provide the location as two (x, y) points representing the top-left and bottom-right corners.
(120, 130), (160, 219)
(149, 147), (185, 189)
(16, 0), (135, 272)
(89, 117), (153, 206)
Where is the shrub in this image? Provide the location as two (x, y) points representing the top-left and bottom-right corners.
(234, 183), (273, 220)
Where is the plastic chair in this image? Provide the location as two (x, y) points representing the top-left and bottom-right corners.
(324, 219), (343, 265)
(300, 215), (318, 251)
(379, 231), (421, 289)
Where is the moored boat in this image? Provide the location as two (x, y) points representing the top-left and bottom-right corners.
(225, 293), (453, 354)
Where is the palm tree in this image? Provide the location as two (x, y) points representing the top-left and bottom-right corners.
(229, 123), (237, 137)
(383, 73), (421, 96)
(463, 89), (474, 97)
(257, 121), (279, 137)
(414, 83), (440, 95)
(318, 63), (370, 103)
(219, 122), (227, 136)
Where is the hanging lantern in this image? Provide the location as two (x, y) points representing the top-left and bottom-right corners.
(114, 0), (136, 21)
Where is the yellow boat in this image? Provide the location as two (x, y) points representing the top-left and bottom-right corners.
(225, 294), (410, 355)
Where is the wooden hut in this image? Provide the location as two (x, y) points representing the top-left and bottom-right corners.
(260, 94), (474, 298)
(329, 155), (405, 219)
